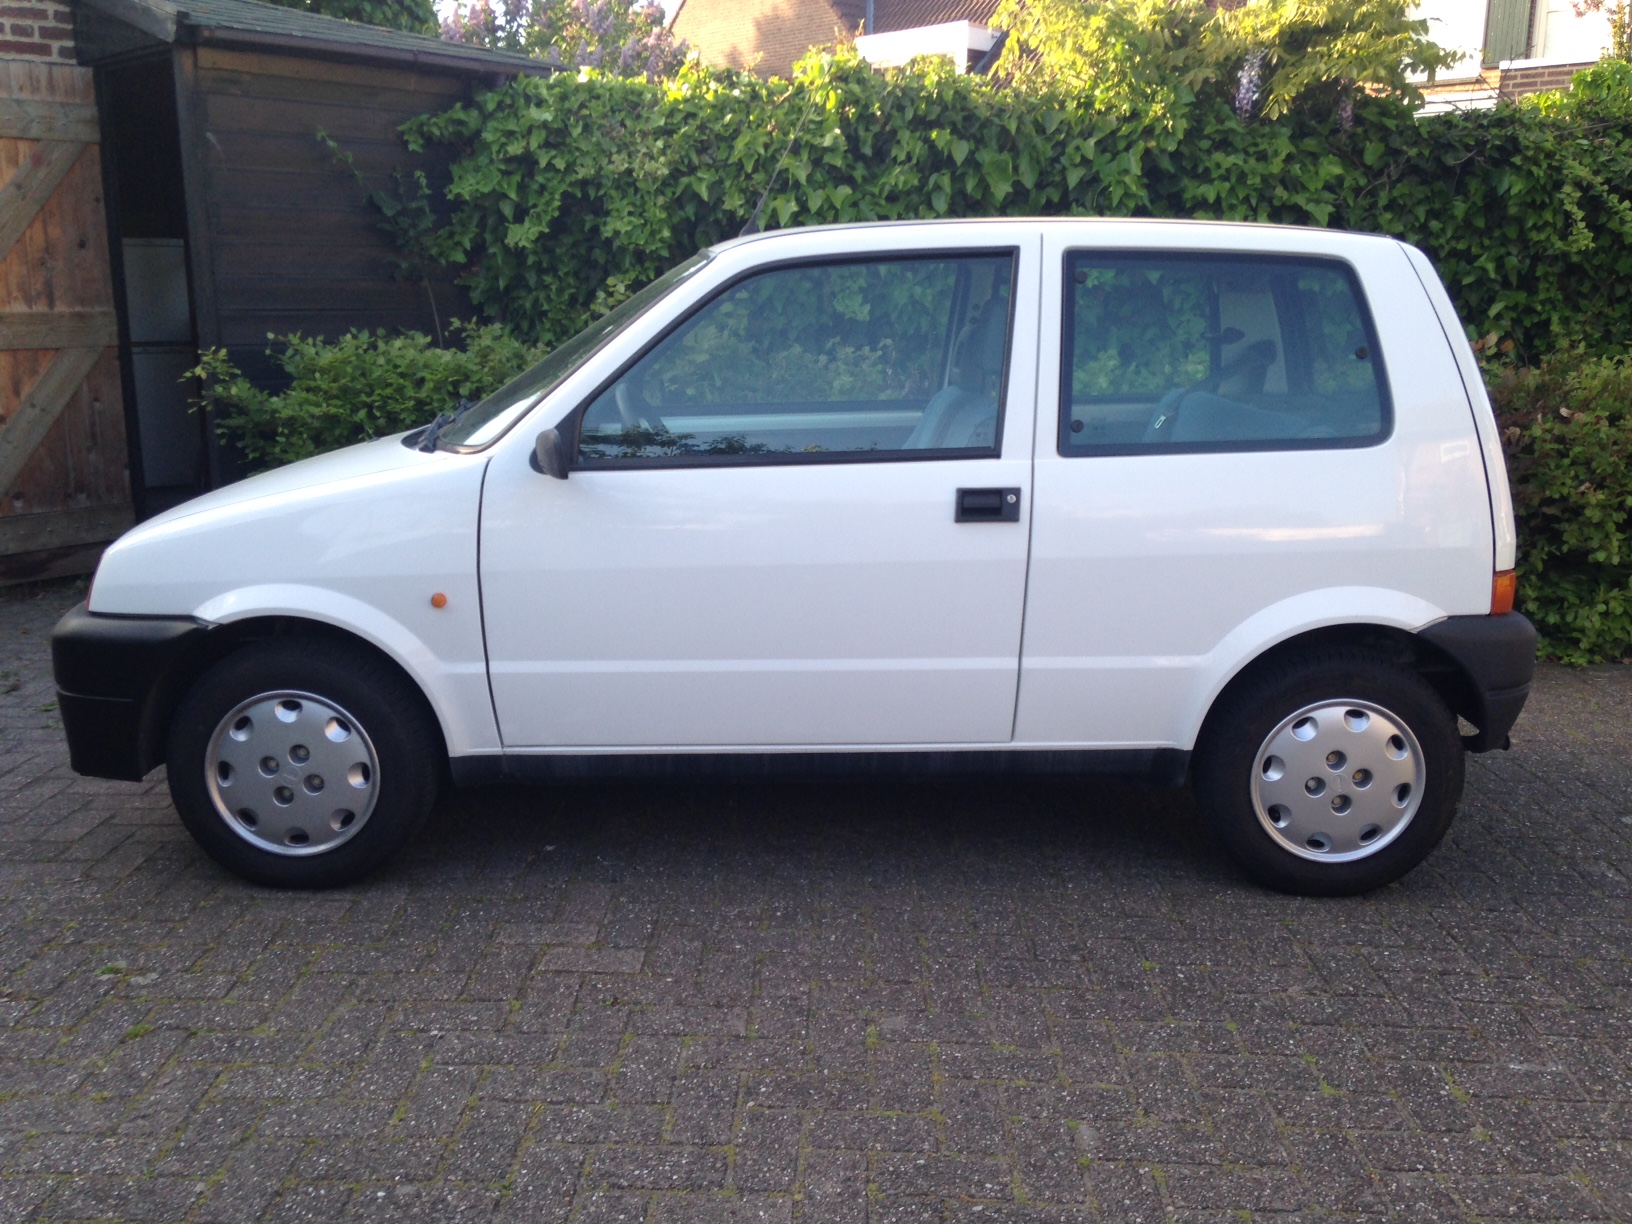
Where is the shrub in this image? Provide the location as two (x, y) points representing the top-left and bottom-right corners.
(990, 0), (1458, 121)
(1493, 353), (1632, 664)
(399, 53), (1632, 362)
(193, 323), (545, 470)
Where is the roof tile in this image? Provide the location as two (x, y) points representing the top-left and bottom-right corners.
(871, 0), (998, 33)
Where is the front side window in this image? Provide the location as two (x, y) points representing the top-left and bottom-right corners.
(578, 253), (1015, 465)
(437, 253), (713, 450)
(1060, 252), (1388, 455)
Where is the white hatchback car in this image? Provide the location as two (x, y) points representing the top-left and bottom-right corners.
(53, 219), (1535, 895)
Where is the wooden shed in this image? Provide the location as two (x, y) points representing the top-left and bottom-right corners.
(0, 0), (547, 581)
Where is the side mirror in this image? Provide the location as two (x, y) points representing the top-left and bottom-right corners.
(534, 427), (570, 480)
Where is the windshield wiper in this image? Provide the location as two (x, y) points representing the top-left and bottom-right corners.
(415, 397), (477, 452)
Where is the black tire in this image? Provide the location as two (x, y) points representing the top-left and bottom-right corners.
(167, 637), (441, 888)
(1193, 646), (1464, 896)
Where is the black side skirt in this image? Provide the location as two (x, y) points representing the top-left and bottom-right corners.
(450, 747), (1191, 788)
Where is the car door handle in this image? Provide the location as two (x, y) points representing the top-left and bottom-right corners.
(956, 487), (1021, 523)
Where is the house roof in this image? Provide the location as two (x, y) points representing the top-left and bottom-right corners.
(831, 0), (868, 32)
(78, 0), (552, 76)
(871, 0), (999, 34)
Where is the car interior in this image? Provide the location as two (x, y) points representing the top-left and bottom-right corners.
(1062, 256), (1387, 452)
(577, 254), (1015, 461)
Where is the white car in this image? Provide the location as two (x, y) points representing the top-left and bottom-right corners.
(52, 219), (1535, 895)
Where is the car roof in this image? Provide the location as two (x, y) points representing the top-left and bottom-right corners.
(709, 216), (1395, 256)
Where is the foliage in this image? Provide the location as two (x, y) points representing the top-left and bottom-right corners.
(1211, 0), (1461, 118)
(440, 0), (686, 77)
(191, 324), (545, 470)
(989, 0), (1458, 124)
(1492, 353), (1632, 664)
(991, 0), (1215, 124)
(1536, 52), (1632, 111)
(630, 259), (990, 407)
(316, 132), (451, 343)
(265, 0), (437, 34)
(397, 52), (1632, 367)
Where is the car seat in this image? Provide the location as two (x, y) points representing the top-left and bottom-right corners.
(903, 303), (1006, 449)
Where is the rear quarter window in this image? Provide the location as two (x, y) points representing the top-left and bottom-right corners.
(1059, 252), (1390, 456)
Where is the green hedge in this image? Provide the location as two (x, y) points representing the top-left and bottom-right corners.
(193, 324), (544, 469)
(402, 53), (1632, 362)
(1493, 353), (1632, 664)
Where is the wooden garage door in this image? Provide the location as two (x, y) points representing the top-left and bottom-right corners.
(0, 59), (130, 584)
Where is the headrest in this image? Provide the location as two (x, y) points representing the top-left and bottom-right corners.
(1213, 337), (1279, 398)
(1225, 338), (1278, 372)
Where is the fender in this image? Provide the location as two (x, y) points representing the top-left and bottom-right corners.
(85, 441), (496, 756)
(191, 584), (499, 756)
(1177, 586), (1450, 749)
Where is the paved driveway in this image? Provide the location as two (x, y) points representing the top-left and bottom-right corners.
(1, 580), (1629, 1223)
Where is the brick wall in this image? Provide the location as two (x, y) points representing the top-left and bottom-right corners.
(1499, 61), (1596, 98)
(1418, 60), (1598, 108)
(0, 0), (74, 61)
(673, 0), (854, 78)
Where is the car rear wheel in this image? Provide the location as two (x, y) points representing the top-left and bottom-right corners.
(167, 638), (440, 888)
(1193, 648), (1464, 896)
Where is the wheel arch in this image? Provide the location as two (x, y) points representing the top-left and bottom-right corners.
(1195, 622), (1480, 758)
(139, 614), (451, 783)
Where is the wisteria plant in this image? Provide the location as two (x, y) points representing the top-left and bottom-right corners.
(440, 0), (686, 78)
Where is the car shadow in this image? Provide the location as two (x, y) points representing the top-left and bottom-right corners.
(393, 771), (1243, 895)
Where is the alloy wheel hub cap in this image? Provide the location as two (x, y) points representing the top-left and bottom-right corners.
(1250, 699), (1425, 863)
(205, 691), (380, 856)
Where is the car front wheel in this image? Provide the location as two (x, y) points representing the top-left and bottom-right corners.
(1193, 647), (1465, 896)
(167, 638), (441, 888)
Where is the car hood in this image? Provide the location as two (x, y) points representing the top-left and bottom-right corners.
(132, 433), (435, 534)
(90, 432), (492, 618)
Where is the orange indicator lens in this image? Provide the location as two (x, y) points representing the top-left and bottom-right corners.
(1490, 570), (1516, 616)
(430, 592), (448, 609)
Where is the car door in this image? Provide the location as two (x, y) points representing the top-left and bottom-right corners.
(1016, 227), (1494, 749)
(480, 232), (1041, 749)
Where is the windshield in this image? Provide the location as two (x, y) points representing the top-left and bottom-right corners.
(436, 252), (713, 449)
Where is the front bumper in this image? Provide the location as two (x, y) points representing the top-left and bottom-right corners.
(1417, 611), (1537, 752)
(52, 603), (214, 781)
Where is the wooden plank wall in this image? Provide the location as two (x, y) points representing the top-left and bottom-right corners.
(0, 59), (130, 584)
(188, 47), (477, 389)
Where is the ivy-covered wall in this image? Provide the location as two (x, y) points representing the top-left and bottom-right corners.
(402, 53), (1632, 362)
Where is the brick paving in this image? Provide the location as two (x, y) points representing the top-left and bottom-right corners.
(1, 577), (1629, 1223)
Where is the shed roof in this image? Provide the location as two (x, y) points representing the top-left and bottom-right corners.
(78, 0), (553, 76)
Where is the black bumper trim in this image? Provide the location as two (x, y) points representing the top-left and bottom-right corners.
(52, 603), (215, 781)
(1417, 612), (1537, 752)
